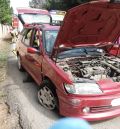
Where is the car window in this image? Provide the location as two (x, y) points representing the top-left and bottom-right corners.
(44, 30), (58, 53)
(20, 14), (51, 24)
(31, 30), (41, 49)
(22, 29), (33, 46)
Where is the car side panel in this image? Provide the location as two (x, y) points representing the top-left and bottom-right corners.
(25, 53), (43, 85)
(41, 55), (72, 90)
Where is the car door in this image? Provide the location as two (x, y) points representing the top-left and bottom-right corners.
(17, 28), (33, 71)
(25, 28), (43, 85)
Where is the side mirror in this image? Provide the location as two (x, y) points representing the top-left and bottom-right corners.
(27, 47), (40, 54)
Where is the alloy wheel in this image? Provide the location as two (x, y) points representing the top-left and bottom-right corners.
(38, 85), (57, 110)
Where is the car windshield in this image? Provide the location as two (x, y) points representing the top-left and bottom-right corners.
(50, 10), (66, 23)
(57, 47), (104, 59)
(21, 14), (51, 24)
(44, 30), (58, 53)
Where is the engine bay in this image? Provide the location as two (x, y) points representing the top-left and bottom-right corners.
(57, 55), (120, 82)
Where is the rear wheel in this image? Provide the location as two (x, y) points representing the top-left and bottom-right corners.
(38, 81), (58, 110)
(17, 55), (24, 71)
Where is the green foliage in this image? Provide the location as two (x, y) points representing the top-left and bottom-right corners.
(29, 0), (90, 11)
(29, 0), (41, 8)
(44, 0), (67, 10)
(63, 0), (90, 9)
(0, 0), (12, 24)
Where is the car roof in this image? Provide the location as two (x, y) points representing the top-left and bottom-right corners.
(17, 7), (49, 15)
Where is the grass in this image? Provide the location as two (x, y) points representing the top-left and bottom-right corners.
(0, 38), (10, 82)
(0, 91), (6, 99)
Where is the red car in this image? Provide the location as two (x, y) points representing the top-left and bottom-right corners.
(16, 2), (120, 121)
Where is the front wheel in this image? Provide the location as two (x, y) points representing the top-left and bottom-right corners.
(38, 81), (58, 110)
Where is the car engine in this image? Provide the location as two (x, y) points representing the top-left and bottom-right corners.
(57, 56), (120, 82)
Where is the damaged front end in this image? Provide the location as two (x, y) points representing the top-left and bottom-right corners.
(56, 47), (120, 94)
(57, 55), (120, 82)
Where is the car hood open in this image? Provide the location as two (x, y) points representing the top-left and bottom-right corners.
(17, 8), (51, 25)
(52, 2), (120, 54)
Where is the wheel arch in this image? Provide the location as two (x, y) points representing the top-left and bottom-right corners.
(43, 76), (57, 90)
(42, 75), (59, 109)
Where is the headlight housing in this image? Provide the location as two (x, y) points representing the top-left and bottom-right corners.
(64, 83), (103, 95)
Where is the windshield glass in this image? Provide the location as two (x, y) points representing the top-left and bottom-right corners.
(50, 10), (66, 25)
(44, 30), (58, 53)
(57, 47), (104, 59)
(51, 14), (65, 21)
(21, 14), (51, 24)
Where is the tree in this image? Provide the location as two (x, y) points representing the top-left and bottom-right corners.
(29, 0), (46, 9)
(0, 0), (12, 24)
(44, 0), (67, 10)
(63, 0), (90, 9)
(29, 0), (90, 10)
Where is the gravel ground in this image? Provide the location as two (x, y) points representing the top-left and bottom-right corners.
(0, 89), (21, 129)
(0, 37), (22, 129)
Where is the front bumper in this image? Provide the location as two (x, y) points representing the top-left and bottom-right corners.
(57, 90), (120, 121)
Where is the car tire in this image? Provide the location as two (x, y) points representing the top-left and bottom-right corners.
(38, 80), (58, 110)
(17, 55), (24, 71)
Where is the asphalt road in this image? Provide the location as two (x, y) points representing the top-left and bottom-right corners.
(4, 43), (120, 129)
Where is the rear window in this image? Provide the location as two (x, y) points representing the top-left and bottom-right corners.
(21, 14), (51, 24)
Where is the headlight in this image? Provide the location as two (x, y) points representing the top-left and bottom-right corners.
(64, 83), (103, 95)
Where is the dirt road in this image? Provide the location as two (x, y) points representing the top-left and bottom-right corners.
(0, 39), (22, 129)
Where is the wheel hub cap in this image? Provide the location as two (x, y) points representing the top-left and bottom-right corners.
(38, 86), (56, 110)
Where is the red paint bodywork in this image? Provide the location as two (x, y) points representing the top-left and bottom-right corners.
(53, 2), (120, 50)
(27, 47), (39, 54)
(16, 2), (120, 121)
(17, 7), (49, 15)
